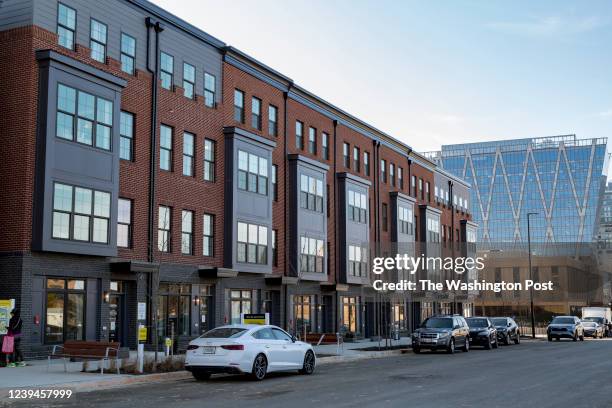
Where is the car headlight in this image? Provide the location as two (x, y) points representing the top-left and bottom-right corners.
(438, 332), (450, 338)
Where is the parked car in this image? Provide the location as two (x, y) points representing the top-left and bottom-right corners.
(466, 317), (498, 349)
(185, 325), (316, 381)
(581, 307), (611, 337)
(491, 317), (520, 345)
(411, 315), (470, 354)
(582, 321), (604, 338)
(547, 316), (584, 342)
(581, 316), (610, 337)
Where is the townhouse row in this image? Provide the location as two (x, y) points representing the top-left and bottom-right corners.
(0, 0), (477, 356)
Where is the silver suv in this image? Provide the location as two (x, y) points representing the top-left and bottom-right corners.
(547, 316), (584, 342)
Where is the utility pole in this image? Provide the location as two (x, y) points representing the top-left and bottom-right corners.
(527, 212), (538, 339)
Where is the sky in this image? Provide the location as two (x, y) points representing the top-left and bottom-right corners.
(152, 0), (612, 179)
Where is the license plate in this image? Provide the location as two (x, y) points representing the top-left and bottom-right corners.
(421, 338), (433, 343)
(202, 346), (215, 354)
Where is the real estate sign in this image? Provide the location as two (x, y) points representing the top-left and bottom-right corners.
(241, 313), (269, 325)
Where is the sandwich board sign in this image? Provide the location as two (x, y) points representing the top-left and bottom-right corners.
(241, 313), (269, 325)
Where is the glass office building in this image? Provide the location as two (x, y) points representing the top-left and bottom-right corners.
(424, 135), (609, 244)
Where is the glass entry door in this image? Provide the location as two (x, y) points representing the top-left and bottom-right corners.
(108, 281), (126, 346)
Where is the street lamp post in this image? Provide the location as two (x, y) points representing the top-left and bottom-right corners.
(527, 212), (538, 339)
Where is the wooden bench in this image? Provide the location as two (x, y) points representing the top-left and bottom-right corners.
(47, 340), (121, 375)
(303, 333), (342, 345)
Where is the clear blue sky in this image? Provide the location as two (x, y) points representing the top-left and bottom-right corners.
(153, 0), (612, 178)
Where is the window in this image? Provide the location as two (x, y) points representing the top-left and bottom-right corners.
(348, 246), (368, 277)
(308, 127), (317, 154)
(343, 143), (350, 167)
(120, 33), (136, 75)
(300, 174), (324, 212)
(183, 63), (195, 99)
(341, 296), (358, 333)
(234, 89), (245, 123)
(380, 159), (387, 183)
(203, 213), (214, 256)
(272, 165), (278, 201)
(236, 222), (268, 264)
(204, 139), (215, 182)
(364, 151), (370, 176)
(272, 229), (278, 267)
(427, 217), (440, 242)
(119, 111), (134, 161)
(348, 190), (367, 223)
(268, 105), (278, 137)
(382, 203), (388, 232)
(55, 83), (113, 150)
(425, 182), (430, 202)
(90, 19), (107, 62)
(237, 150), (268, 195)
(117, 198), (132, 248)
(398, 206), (413, 235)
(390, 163), (395, 187)
(251, 97), (262, 130)
(181, 210), (193, 255)
(300, 236), (325, 273)
(160, 52), (174, 90)
(204, 72), (216, 108)
(398, 167), (403, 189)
(182, 132), (195, 177)
(353, 147), (360, 172)
(230, 290), (251, 324)
(44, 278), (85, 344)
(295, 121), (304, 149)
(52, 183), (110, 244)
(419, 178), (424, 200)
(157, 284), (192, 339)
(322, 132), (329, 160)
(294, 295), (312, 335)
(57, 3), (76, 50)
(411, 175), (417, 196)
(158, 205), (171, 252)
(159, 125), (173, 171)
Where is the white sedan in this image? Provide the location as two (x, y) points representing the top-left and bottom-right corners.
(185, 324), (316, 380)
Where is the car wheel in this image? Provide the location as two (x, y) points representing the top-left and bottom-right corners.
(514, 333), (520, 345)
(413, 346), (421, 354)
(547, 335), (552, 342)
(485, 337), (492, 350)
(299, 350), (316, 375)
(447, 338), (455, 354)
(573, 332), (578, 342)
(251, 354), (268, 381)
(505, 334), (511, 346)
(192, 370), (211, 381)
(463, 338), (469, 352)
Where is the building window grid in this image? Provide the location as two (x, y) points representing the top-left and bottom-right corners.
(300, 175), (324, 213)
(296, 121), (304, 149)
(272, 229), (278, 267)
(380, 159), (387, 183)
(117, 198), (132, 248)
(159, 125), (173, 171)
(322, 132), (329, 160)
(204, 73), (216, 108)
(204, 139), (215, 182)
(308, 127), (317, 155)
(398, 206), (413, 235)
(57, 3), (76, 50)
(268, 105), (278, 137)
(348, 245), (368, 277)
(348, 190), (367, 223)
(183, 62), (196, 99)
(120, 33), (136, 75)
(203, 214), (214, 256)
(251, 97), (262, 130)
(160, 52), (174, 90)
(353, 147), (360, 172)
(237, 222), (268, 264)
(389, 163), (395, 187)
(398, 167), (403, 189)
(364, 152), (370, 176)
(238, 150), (268, 195)
(182, 132), (195, 177)
(90, 19), (107, 63)
(343, 143), (350, 168)
(300, 236), (325, 273)
(119, 111), (134, 161)
(382, 203), (388, 232)
(181, 210), (194, 255)
(158, 205), (172, 252)
(272, 165), (278, 201)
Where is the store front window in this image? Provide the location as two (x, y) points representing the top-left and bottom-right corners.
(341, 296), (359, 334)
(45, 278), (86, 344)
(293, 295), (312, 337)
(392, 302), (406, 331)
(230, 290), (252, 324)
(421, 301), (434, 322)
(157, 284), (191, 345)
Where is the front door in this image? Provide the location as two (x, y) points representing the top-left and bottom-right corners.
(108, 281), (127, 346)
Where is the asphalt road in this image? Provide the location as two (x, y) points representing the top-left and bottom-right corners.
(7, 338), (612, 408)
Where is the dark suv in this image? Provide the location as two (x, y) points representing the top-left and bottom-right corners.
(491, 317), (520, 345)
(466, 317), (498, 349)
(411, 315), (470, 354)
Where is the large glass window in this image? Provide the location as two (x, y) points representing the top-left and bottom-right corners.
(398, 206), (413, 235)
(237, 150), (268, 195)
(427, 217), (440, 242)
(160, 52), (173, 90)
(237, 222), (268, 264)
(353, 147), (360, 172)
(204, 139), (215, 182)
(268, 105), (278, 137)
(203, 214), (214, 256)
(120, 33), (136, 75)
(293, 295), (312, 337)
(300, 175), (324, 212)
(230, 290), (251, 325)
(52, 183), (110, 244)
(157, 284), (191, 342)
(300, 236), (324, 273)
(308, 127), (317, 154)
(234, 89), (244, 123)
(251, 97), (262, 130)
(158, 205), (171, 252)
(322, 132), (329, 160)
(45, 278), (86, 344)
(183, 62), (195, 99)
(117, 198), (132, 248)
(160, 125), (173, 171)
(57, 3), (76, 50)
(181, 210), (193, 255)
(341, 297), (358, 333)
(204, 73), (216, 108)
(364, 151), (370, 176)
(348, 245), (368, 277)
(119, 111), (134, 161)
(182, 132), (195, 177)
(295, 121), (304, 149)
(348, 190), (367, 223)
(90, 19), (107, 63)
(56, 83), (113, 151)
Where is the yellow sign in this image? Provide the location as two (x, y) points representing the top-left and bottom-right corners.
(165, 337), (173, 347)
(0, 299), (15, 335)
(138, 326), (147, 342)
(241, 313), (269, 325)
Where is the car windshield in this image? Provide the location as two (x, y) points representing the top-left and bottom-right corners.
(491, 318), (507, 326)
(466, 318), (489, 327)
(551, 317), (575, 325)
(421, 318), (453, 329)
(200, 328), (247, 338)
(582, 317), (603, 323)
(582, 322), (597, 327)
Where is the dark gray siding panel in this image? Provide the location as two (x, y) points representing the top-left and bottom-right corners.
(0, 0), (33, 31)
(33, 0), (223, 104)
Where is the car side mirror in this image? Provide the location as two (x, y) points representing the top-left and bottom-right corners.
(508, 323), (512, 327)
(291, 335), (297, 343)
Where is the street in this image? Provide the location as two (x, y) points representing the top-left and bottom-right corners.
(7, 339), (612, 408)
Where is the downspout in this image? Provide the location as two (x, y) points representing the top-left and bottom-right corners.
(372, 139), (380, 341)
(332, 119), (338, 332)
(448, 179), (455, 313)
(283, 85), (292, 330)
